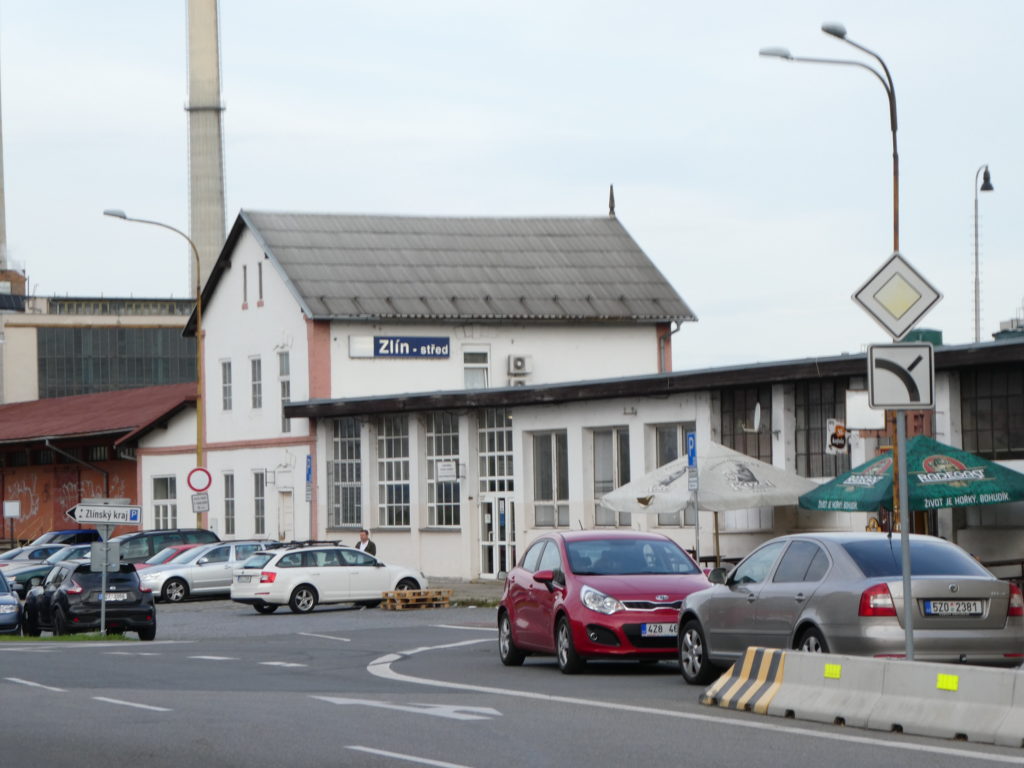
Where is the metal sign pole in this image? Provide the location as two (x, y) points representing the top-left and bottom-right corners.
(897, 412), (914, 659)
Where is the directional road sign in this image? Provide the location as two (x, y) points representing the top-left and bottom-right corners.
(868, 343), (935, 410)
(71, 504), (142, 526)
(853, 253), (942, 341)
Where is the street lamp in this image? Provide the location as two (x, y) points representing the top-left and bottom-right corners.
(103, 210), (205, 515)
(761, 24), (916, 659)
(974, 166), (994, 343)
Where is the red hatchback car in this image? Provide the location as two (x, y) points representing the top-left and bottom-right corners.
(498, 531), (711, 673)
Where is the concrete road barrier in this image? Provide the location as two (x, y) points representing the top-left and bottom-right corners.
(765, 652), (884, 728)
(700, 647), (785, 715)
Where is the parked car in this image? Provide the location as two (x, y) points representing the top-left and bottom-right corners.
(498, 531), (712, 674)
(108, 528), (220, 564)
(135, 543), (200, 571)
(677, 532), (1024, 685)
(30, 529), (102, 546)
(22, 561), (156, 639)
(139, 540), (270, 602)
(0, 544), (69, 569)
(231, 544), (426, 614)
(5, 543), (93, 599)
(0, 572), (22, 635)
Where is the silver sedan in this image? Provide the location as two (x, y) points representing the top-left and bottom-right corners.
(677, 532), (1024, 684)
(138, 540), (269, 602)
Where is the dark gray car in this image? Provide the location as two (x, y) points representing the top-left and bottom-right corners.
(677, 532), (1024, 684)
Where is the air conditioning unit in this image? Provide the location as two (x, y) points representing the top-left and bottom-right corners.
(507, 354), (533, 376)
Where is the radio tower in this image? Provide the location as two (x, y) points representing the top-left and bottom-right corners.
(186, 0), (226, 294)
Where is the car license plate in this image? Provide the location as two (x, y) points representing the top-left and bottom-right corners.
(100, 592), (128, 602)
(924, 599), (983, 616)
(641, 622), (677, 637)
(237, 574), (252, 583)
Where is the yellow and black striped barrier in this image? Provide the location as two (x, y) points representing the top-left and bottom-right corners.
(700, 647), (785, 715)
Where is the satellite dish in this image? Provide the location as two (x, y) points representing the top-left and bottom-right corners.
(741, 402), (762, 433)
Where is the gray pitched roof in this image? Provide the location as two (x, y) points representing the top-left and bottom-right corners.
(239, 211), (696, 324)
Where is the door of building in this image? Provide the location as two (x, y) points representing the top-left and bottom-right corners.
(480, 494), (517, 578)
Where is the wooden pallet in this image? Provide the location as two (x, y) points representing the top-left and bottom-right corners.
(381, 588), (453, 610)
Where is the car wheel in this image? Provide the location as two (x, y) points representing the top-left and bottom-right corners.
(161, 578), (189, 603)
(797, 626), (829, 654)
(498, 611), (525, 667)
(138, 623), (157, 641)
(555, 616), (585, 674)
(289, 585), (318, 614)
(22, 610), (40, 637)
(52, 608), (69, 637)
(395, 578), (420, 591)
(678, 618), (718, 685)
(254, 603), (279, 614)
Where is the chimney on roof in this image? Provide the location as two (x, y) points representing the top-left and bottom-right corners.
(608, 184), (616, 217)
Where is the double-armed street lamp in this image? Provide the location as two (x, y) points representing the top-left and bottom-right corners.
(974, 166), (994, 343)
(103, 210), (205, 508)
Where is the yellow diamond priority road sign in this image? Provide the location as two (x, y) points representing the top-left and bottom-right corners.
(853, 253), (942, 341)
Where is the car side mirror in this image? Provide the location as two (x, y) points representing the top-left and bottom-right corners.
(533, 569), (555, 591)
(708, 567), (728, 585)
(197, 557), (210, 566)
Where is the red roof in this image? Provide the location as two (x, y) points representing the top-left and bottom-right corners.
(0, 383), (196, 445)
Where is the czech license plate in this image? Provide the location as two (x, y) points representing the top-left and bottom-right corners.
(237, 574), (252, 583)
(100, 592), (128, 602)
(641, 622), (677, 637)
(924, 599), (983, 616)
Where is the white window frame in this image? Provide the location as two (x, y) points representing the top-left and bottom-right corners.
(426, 412), (460, 527)
(463, 346), (490, 389)
(278, 350), (291, 433)
(532, 431), (569, 527)
(593, 427), (631, 527)
(376, 415), (410, 527)
(253, 470), (266, 535)
(153, 475), (177, 530)
(221, 360), (232, 411)
(223, 471), (235, 535)
(329, 417), (362, 528)
(250, 356), (262, 409)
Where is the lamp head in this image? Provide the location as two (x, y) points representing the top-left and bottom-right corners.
(103, 209), (127, 219)
(759, 47), (792, 60)
(821, 22), (847, 39)
(981, 168), (994, 192)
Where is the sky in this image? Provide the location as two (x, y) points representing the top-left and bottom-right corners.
(1, 1), (1021, 371)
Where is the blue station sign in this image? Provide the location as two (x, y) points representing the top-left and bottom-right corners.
(374, 336), (450, 358)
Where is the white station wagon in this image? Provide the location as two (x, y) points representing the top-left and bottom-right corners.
(231, 545), (427, 613)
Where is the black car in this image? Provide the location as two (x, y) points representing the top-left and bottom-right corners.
(5, 543), (93, 599)
(108, 528), (220, 564)
(0, 572), (21, 635)
(22, 561), (156, 640)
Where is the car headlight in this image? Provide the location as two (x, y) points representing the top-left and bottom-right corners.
(0, 604), (17, 614)
(580, 584), (626, 615)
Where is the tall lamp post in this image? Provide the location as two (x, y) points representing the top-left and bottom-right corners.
(761, 24), (917, 659)
(974, 166), (994, 343)
(103, 210), (205, 522)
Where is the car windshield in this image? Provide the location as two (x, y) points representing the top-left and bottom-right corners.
(241, 553), (274, 569)
(0, 548), (24, 561)
(171, 547), (210, 564)
(145, 546), (184, 564)
(0, 575), (10, 593)
(566, 539), (701, 576)
(46, 547), (87, 564)
(73, 564), (138, 585)
(842, 538), (991, 578)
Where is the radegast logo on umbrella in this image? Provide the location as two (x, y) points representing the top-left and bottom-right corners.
(841, 455), (893, 491)
(725, 462), (776, 493)
(916, 454), (988, 486)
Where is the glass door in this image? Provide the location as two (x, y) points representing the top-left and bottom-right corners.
(480, 494), (516, 577)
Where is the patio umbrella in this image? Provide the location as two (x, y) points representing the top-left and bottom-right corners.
(799, 435), (1024, 513)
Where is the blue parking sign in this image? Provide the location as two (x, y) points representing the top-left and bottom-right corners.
(687, 432), (697, 467)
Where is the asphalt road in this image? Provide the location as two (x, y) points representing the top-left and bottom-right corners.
(3, 599), (1023, 768)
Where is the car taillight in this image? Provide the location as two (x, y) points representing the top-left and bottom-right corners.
(259, 572), (276, 584)
(65, 579), (84, 595)
(139, 584), (152, 593)
(859, 583), (896, 617)
(1008, 584), (1024, 617)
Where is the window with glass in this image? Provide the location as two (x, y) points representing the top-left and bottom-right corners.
(426, 412), (460, 526)
(795, 378), (851, 477)
(654, 422), (695, 526)
(377, 415), (410, 527)
(278, 351), (291, 433)
(533, 431), (569, 527)
(478, 408), (513, 493)
(258, 262), (264, 302)
(960, 364), (1024, 460)
(223, 472), (235, 535)
(152, 476), (177, 530)
(254, 471), (266, 535)
(250, 357), (262, 409)
(594, 427), (631, 526)
(464, 349), (489, 389)
(221, 360), (232, 411)
(329, 417), (362, 528)
(719, 385), (772, 462)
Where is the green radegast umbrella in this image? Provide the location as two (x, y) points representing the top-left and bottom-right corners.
(799, 435), (1024, 513)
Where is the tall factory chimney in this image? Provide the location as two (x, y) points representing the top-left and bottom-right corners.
(186, 0), (226, 294)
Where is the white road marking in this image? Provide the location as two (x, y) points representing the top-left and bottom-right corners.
(189, 655), (238, 661)
(93, 696), (171, 712)
(0, 647), (55, 653)
(433, 625), (497, 632)
(315, 696), (500, 721)
(259, 661), (307, 668)
(105, 651), (161, 656)
(5, 677), (65, 692)
(347, 745), (474, 768)
(368, 640), (1024, 766)
(299, 632), (351, 642)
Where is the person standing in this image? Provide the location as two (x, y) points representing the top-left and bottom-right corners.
(356, 529), (376, 556)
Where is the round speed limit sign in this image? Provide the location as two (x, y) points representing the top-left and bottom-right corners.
(187, 467), (212, 493)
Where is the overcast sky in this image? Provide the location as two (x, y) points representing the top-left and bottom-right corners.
(1, 1), (1021, 370)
